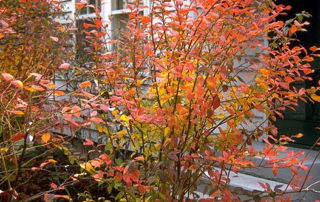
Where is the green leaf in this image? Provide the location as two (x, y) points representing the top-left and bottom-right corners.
(107, 185), (112, 194)
(115, 192), (124, 200)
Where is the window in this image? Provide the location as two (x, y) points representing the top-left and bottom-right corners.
(76, 0), (101, 15)
(111, 0), (143, 11)
(111, 14), (129, 40)
(75, 19), (99, 65)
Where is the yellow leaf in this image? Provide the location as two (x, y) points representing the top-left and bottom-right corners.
(117, 130), (127, 137)
(24, 86), (36, 92)
(164, 127), (170, 137)
(42, 133), (51, 143)
(49, 83), (55, 88)
(120, 114), (129, 122)
(311, 94), (320, 102)
(81, 162), (94, 173)
(48, 159), (56, 164)
(189, 165), (198, 170)
(96, 124), (103, 132)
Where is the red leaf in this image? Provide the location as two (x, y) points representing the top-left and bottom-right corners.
(1, 73), (14, 81)
(258, 182), (266, 189)
(123, 173), (132, 186)
(12, 133), (26, 142)
(31, 167), (40, 171)
(83, 138), (94, 146)
(212, 96), (220, 110)
(138, 185), (147, 194)
(299, 164), (308, 172)
(59, 63), (70, 70)
(50, 36), (59, 42)
(100, 153), (112, 165)
(72, 105), (81, 118)
(91, 117), (103, 124)
(126, 4), (133, 10)
(44, 193), (54, 202)
(130, 169), (140, 182)
(11, 80), (23, 89)
(100, 104), (109, 112)
(65, 117), (80, 128)
(50, 183), (58, 189)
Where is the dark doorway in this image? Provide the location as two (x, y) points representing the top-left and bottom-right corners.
(275, 0), (320, 148)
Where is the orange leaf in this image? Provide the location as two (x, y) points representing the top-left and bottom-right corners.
(1, 73), (14, 81)
(107, 40), (118, 44)
(80, 81), (91, 88)
(289, 26), (297, 36)
(83, 23), (92, 29)
(134, 156), (145, 161)
(141, 16), (151, 24)
(53, 195), (70, 200)
(310, 46), (318, 52)
(294, 133), (304, 138)
(42, 133), (51, 143)
(54, 90), (65, 96)
(94, 20), (103, 28)
(31, 85), (45, 91)
(10, 110), (24, 115)
(207, 76), (216, 90)
(311, 94), (320, 102)
(75, 2), (86, 10)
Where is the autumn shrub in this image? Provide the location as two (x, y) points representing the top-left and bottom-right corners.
(67, 0), (320, 201)
(0, 0), (73, 200)
(1, 0), (320, 201)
